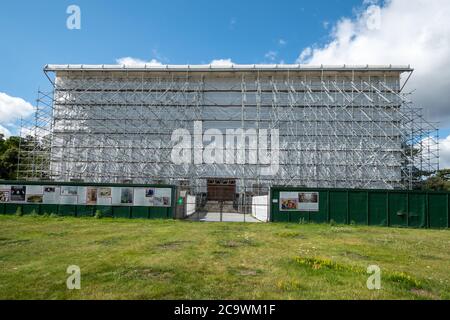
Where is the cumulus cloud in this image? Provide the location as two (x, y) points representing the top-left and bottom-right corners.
(209, 59), (235, 66)
(116, 57), (163, 66)
(0, 92), (35, 136)
(264, 51), (278, 62)
(0, 124), (11, 137)
(297, 0), (450, 126)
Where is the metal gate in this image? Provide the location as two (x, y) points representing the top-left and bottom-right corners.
(182, 185), (270, 223)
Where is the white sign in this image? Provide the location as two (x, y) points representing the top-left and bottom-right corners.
(279, 191), (319, 212)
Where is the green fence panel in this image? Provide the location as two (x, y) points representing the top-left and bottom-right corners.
(349, 191), (368, 225)
(408, 193), (426, 228)
(0, 203), (5, 215)
(428, 194), (448, 229)
(368, 192), (387, 226)
(274, 212), (290, 222)
(131, 207), (149, 219)
(39, 204), (58, 216)
(270, 187), (449, 229)
(96, 206), (113, 218)
(271, 190), (289, 222)
(270, 190), (279, 222)
(77, 205), (94, 217)
(150, 207), (169, 219)
(289, 212), (308, 223)
(113, 206), (131, 219)
(58, 205), (77, 217)
(4, 204), (20, 215)
(22, 204), (40, 215)
(329, 191), (348, 224)
(310, 191), (328, 223)
(388, 193), (408, 227)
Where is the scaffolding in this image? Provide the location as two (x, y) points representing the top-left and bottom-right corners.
(18, 64), (439, 191)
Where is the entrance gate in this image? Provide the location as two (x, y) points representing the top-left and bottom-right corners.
(183, 181), (269, 223)
(207, 179), (236, 201)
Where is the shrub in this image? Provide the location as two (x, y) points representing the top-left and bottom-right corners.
(15, 207), (23, 217)
(29, 210), (39, 217)
(95, 210), (103, 219)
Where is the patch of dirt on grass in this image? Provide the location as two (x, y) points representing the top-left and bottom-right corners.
(0, 238), (31, 246)
(218, 237), (260, 248)
(212, 250), (233, 257)
(341, 250), (368, 260)
(209, 225), (246, 235)
(228, 267), (262, 277)
(92, 236), (124, 246)
(118, 267), (174, 281)
(157, 240), (190, 250)
(219, 240), (241, 248)
(239, 270), (258, 276)
(328, 226), (355, 234)
(417, 254), (442, 261)
(46, 232), (69, 237)
(411, 288), (440, 300)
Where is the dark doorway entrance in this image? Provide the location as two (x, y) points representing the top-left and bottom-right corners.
(207, 179), (236, 201)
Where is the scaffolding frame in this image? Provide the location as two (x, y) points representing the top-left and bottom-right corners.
(18, 64), (439, 191)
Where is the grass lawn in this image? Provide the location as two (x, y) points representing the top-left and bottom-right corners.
(0, 215), (449, 300)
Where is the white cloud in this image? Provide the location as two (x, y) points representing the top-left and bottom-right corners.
(298, 47), (312, 63)
(297, 0), (450, 126)
(209, 59), (235, 66)
(0, 92), (35, 135)
(279, 39), (287, 46)
(0, 124), (11, 138)
(116, 57), (163, 66)
(264, 51), (278, 61)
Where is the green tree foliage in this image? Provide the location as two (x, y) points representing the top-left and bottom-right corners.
(421, 169), (450, 191)
(0, 134), (21, 180)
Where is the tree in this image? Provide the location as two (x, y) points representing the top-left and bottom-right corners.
(421, 169), (450, 191)
(0, 134), (21, 180)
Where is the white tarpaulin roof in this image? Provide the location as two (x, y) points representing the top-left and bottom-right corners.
(44, 64), (413, 73)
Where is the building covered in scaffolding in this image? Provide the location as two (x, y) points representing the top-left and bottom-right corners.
(18, 64), (439, 194)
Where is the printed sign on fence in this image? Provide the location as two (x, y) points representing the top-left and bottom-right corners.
(280, 192), (319, 212)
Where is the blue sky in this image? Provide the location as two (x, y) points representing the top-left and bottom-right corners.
(0, 0), (360, 108)
(1, 0), (450, 159)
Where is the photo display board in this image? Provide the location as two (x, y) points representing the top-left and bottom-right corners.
(0, 185), (172, 208)
(133, 188), (172, 207)
(279, 192), (319, 212)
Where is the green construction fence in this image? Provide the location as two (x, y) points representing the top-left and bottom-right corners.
(0, 181), (176, 220)
(270, 187), (450, 229)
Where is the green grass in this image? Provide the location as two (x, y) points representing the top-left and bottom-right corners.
(0, 215), (449, 300)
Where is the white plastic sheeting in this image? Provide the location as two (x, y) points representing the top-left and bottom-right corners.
(41, 66), (439, 191)
(252, 195), (269, 222)
(186, 195), (196, 216)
